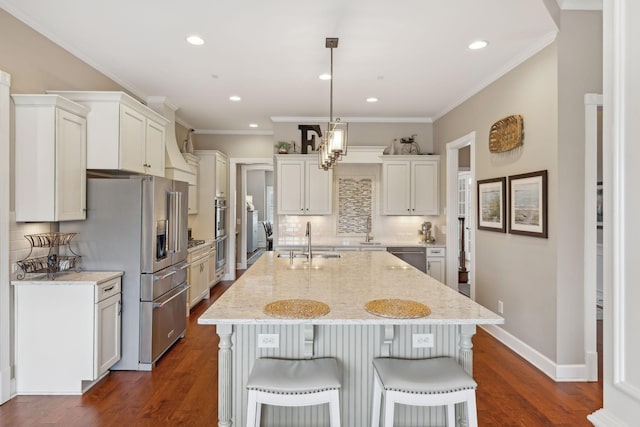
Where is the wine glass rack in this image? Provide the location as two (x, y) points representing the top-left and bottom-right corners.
(16, 232), (81, 280)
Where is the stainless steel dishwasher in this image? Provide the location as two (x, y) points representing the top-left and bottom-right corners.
(387, 246), (427, 273)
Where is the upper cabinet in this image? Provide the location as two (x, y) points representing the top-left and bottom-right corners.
(13, 94), (89, 222)
(215, 153), (228, 198)
(381, 156), (439, 215)
(47, 91), (169, 177)
(276, 155), (333, 215)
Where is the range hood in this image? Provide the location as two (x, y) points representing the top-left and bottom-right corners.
(147, 96), (196, 185)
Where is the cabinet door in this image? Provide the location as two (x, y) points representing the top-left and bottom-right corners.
(277, 160), (305, 214)
(119, 105), (146, 173)
(208, 247), (216, 288)
(427, 258), (445, 284)
(382, 161), (411, 215)
(306, 161), (333, 214)
(215, 154), (227, 197)
(55, 109), (87, 221)
(188, 184), (198, 214)
(145, 119), (165, 177)
(189, 257), (207, 307)
(412, 160), (439, 215)
(95, 293), (121, 376)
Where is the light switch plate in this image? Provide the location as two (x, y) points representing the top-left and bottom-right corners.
(258, 334), (279, 348)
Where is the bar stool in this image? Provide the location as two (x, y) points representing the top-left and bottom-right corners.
(246, 358), (341, 427)
(371, 357), (478, 427)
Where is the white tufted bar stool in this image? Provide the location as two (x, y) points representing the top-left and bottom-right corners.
(246, 358), (341, 427)
(371, 357), (478, 427)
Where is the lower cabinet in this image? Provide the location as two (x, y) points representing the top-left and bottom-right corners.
(208, 246), (217, 288)
(426, 247), (446, 284)
(187, 244), (211, 308)
(13, 273), (122, 394)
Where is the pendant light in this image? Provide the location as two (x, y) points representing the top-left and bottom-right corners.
(318, 37), (348, 170)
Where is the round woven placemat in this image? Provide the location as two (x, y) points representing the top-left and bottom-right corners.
(365, 299), (431, 319)
(264, 299), (330, 319)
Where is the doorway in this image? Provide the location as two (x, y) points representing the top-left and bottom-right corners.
(239, 163), (273, 270)
(445, 132), (476, 298)
(457, 169), (472, 297)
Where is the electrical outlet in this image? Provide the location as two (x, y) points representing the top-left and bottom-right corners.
(11, 263), (17, 274)
(498, 300), (504, 314)
(257, 334), (279, 348)
(412, 333), (434, 348)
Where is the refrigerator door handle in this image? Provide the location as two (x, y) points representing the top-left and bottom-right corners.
(168, 191), (181, 254)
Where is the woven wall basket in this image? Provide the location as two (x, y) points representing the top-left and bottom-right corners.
(489, 115), (523, 153)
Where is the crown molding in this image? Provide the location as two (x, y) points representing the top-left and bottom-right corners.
(195, 129), (274, 136)
(434, 30), (558, 121)
(556, 0), (602, 10)
(270, 116), (433, 124)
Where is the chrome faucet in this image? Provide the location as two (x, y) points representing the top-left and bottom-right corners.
(305, 221), (312, 260)
(365, 216), (374, 243)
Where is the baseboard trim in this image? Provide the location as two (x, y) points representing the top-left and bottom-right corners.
(588, 408), (629, 427)
(480, 324), (590, 382)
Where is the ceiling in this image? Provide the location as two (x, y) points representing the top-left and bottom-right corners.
(1, 0), (592, 134)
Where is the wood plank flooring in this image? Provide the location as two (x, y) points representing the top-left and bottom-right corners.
(0, 273), (602, 426)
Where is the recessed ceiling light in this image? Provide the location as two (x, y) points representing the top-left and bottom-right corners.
(366, 97), (378, 103)
(229, 95), (242, 102)
(468, 40), (488, 50)
(186, 35), (205, 46)
(249, 123), (258, 128)
(319, 73), (331, 80)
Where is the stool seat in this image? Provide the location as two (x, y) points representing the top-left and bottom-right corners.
(247, 358), (341, 393)
(246, 358), (341, 427)
(373, 357), (477, 394)
(371, 357), (478, 427)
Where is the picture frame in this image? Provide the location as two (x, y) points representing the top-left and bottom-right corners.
(508, 170), (548, 238)
(477, 177), (507, 232)
(597, 181), (603, 229)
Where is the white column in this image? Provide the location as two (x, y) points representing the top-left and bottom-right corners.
(0, 70), (12, 405)
(217, 324), (233, 427)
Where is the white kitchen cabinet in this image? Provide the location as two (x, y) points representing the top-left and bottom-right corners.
(381, 156), (439, 216)
(13, 94), (89, 222)
(184, 153), (199, 215)
(216, 152), (228, 198)
(187, 245), (210, 308)
(277, 156), (333, 215)
(426, 246), (446, 284)
(47, 91), (169, 177)
(13, 272), (122, 394)
(191, 150), (228, 241)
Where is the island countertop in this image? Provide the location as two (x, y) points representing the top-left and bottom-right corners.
(198, 251), (502, 326)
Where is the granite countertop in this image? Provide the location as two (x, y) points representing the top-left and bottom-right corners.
(11, 271), (123, 285)
(275, 238), (446, 248)
(198, 251), (502, 326)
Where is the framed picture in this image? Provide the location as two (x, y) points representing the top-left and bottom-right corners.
(508, 170), (548, 238)
(477, 177), (507, 232)
(597, 181), (603, 229)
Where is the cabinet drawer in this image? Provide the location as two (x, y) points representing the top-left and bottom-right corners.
(95, 277), (121, 302)
(426, 247), (445, 257)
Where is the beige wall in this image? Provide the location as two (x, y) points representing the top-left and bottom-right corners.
(194, 134), (274, 158)
(435, 43), (560, 360)
(555, 10), (602, 364)
(434, 10), (602, 366)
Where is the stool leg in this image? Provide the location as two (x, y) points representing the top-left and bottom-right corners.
(383, 391), (395, 427)
(371, 372), (382, 427)
(445, 404), (455, 427)
(246, 390), (258, 427)
(466, 390), (478, 427)
(328, 389), (341, 427)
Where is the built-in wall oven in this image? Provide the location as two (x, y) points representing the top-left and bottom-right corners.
(214, 198), (227, 275)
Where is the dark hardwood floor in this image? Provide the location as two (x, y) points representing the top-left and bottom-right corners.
(0, 273), (602, 426)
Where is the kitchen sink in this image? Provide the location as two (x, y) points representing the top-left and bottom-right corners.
(277, 252), (342, 259)
(359, 242), (381, 245)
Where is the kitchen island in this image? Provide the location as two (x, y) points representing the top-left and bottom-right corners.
(199, 251), (502, 427)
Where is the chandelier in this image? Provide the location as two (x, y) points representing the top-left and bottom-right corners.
(318, 37), (348, 170)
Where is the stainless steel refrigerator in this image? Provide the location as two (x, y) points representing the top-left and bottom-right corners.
(61, 176), (189, 371)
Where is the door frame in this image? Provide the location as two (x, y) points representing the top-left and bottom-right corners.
(1, 70), (12, 403)
(445, 132), (476, 297)
(583, 93), (602, 381)
(239, 163), (273, 269)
